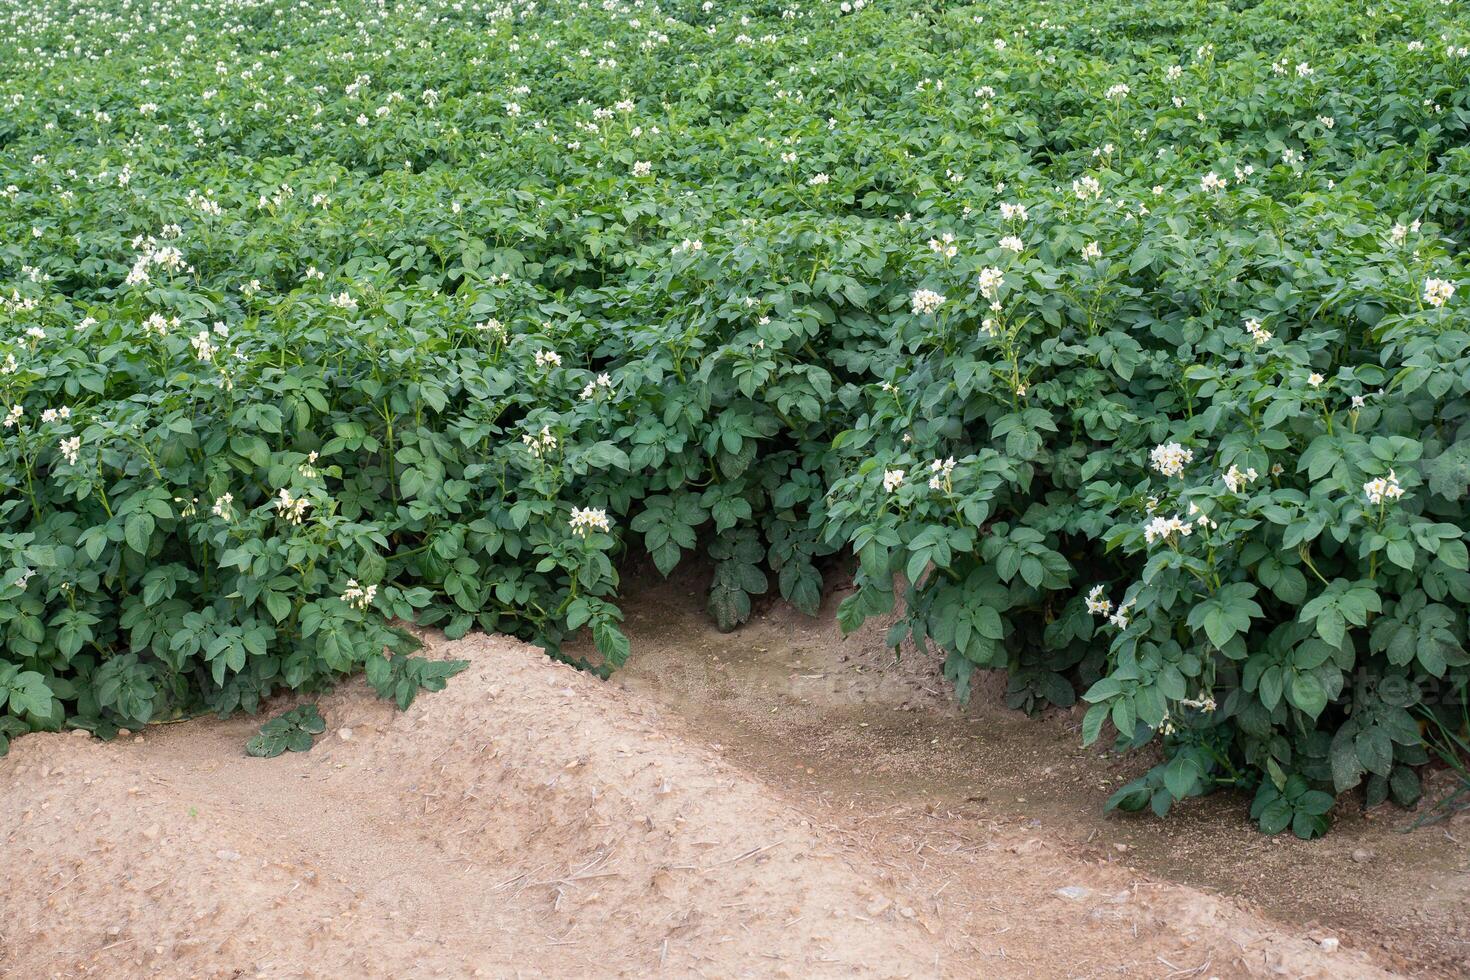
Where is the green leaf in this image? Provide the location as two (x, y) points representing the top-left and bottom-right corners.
(124, 513), (154, 555)
(1081, 702), (1109, 746)
(1288, 672), (1329, 719)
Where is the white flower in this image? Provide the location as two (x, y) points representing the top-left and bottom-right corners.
(910, 289), (946, 315)
(341, 578), (378, 610)
(928, 233), (958, 258)
(1308, 372), (1325, 388)
(4, 405), (24, 428)
(1363, 471), (1406, 506)
(1105, 83), (1130, 101)
(1244, 317), (1272, 344)
(632, 160), (652, 177)
(580, 372), (614, 399)
(1180, 693), (1217, 713)
(534, 349), (563, 369)
(882, 468), (905, 493)
(1085, 584), (1112, 616)
(1424, 278), (1456, 308)
(1149, 442), (1193, 477)
(999, 202), (1028, 223)
(977, 266), (1004, 301)
(522, 425), (558, 458)
(275, 489), (311, 524)
(1201, 172), (1227, 193)
(58, 436), (81, 465)
(1143, 513), (1194, 546)
(569, 506), (612, 537)
(1081, 241), (1102, 261)
(212, 493), (234, 520)
(1073, 175), (1101, 200)
(927, 457), (956, 490)
(190, 330), (217, 361)
(807, 172), (830, 185)
(330, 292), (358, 311)
(1222, 464), (1260, 494)
(1108, 598), (1136, 629)
(998, 235), (1024, 253)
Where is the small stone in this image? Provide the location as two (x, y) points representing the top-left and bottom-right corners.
(899, 906), (916, 919)
(337, 728), (354, 741)
(1318, 937), (1339, 953)
(216, 849), (241, 862)
(1055, 886), (1090, 901)
(1351, 848), (1373, 864)
(143, 824), (161, 841)
(1113, 842), (1130, 853)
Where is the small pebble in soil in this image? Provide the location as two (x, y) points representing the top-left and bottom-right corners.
(1351, 848), (1374, 863)
(1055, 886), (1090, 901)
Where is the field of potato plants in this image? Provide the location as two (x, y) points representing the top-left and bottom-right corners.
(1, 0), (1468, 838)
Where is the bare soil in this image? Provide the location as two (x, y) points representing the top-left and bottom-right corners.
(602, 572), (1470, 977)
(2, 572), (1464, 978)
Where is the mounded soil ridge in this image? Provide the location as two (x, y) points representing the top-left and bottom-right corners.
(2, 633), (1400, 978)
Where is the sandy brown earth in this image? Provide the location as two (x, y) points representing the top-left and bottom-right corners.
(0, 632), (1408, 980)
(603, 574), (1470, 977)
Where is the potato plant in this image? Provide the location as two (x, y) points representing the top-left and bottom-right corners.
(1, 0), (1468, 833)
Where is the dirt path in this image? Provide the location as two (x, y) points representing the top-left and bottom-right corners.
(0, 583), (1457, 977)
(598, 573), (1470, 977)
